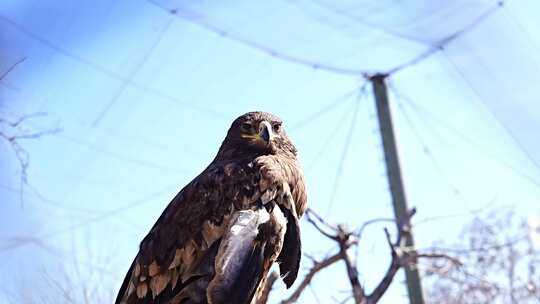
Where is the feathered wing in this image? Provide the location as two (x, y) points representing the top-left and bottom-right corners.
(207, 205), (287, 304)
(116, 154), (307, 304)
(115, 163), (259, 304)
(254, 155), (307, 289)
(277, 207), (301, 287)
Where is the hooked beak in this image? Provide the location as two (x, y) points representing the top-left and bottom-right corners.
(258, 121), (276, 144)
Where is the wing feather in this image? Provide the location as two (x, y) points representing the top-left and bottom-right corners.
(116, 164), (260, 303)
(207, 209), (269, 304)
(277, 207), (301, 288)
(117, 152), (307, 303)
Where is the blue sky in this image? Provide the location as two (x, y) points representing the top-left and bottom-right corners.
(1, 0), (540, 303)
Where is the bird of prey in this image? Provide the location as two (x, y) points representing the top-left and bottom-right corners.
(116, 111), (307, 304)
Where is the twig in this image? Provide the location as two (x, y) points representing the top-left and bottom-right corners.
(306, 208), (338, 231)
(420, 234), (529, 255)
(337, 226), (366, 304)
(305, 208), (339, 240)
(0, 112), (62, 206)
(415, 253), (463, 267)
(284, 207), (460, 304)
(281, 252), (343, 304)
(354, 218), (395, 239)
(364, 229), (401, 303)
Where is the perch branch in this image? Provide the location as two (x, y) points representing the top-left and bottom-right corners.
(337, 226), (366, 304)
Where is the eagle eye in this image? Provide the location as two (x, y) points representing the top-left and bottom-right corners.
(273, 123), (281, 132)
(241, 122), (253, 133)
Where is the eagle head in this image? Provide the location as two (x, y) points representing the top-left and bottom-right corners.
(219, 111), (297, 157)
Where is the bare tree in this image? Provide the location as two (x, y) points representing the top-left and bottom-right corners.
(3, 250), (118, 304)
(1, 56), (61, 204)
(258, 208), (460, 304)
(0, 112), (61, 205)
(423, 209), (540, 304)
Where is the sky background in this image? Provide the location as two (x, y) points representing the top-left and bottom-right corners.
(1, 0), (540, 303)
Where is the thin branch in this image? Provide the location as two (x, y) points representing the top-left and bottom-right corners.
(364, 229), (401, 303)
(337, 227), (366, 304)
(307, 283), (323, 304)
(306, 208), (338, 231)
(276, 207), (459, 303)
(422, 233), (529, 255)
(1, 113), (61, 207)
(415, 253), (463, 268)
(281, 252), (343, 304)
(305, 208), (339, 240)
(364, 216), (462, 303)
(354, 218), (395, 239)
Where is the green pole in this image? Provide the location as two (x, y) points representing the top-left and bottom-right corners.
(371, 74), (425, 304)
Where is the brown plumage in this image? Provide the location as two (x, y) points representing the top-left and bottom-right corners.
(116, 111), (307, 304)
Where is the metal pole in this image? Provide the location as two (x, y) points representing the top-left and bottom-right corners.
(370, 74), (425, 304)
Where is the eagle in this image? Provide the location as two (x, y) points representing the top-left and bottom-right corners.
(116, 111), (307, 304)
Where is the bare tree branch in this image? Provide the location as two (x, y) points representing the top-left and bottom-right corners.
(305, 208), (339, 241)
(337, 226), (366, 304)
(275, 206), (462, 304)
(364, 228), (401, 304)
(415, 253), (463, 267)
(281, 252), (343, 304)
(423, 209), (540, 303)
(353, 217), (395, 239)
(0, 112), (62, 206)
